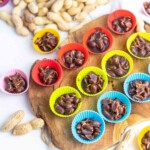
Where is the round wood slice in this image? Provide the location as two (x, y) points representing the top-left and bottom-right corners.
(28, 15), (150, 150)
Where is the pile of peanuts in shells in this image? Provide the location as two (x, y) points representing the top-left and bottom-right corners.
(0, 0), (109, 36)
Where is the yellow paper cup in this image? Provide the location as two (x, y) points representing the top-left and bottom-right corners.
(49, 86), (82, 118)
(76, 67), (108, 97)
(127, 32), (150, 59)
(138, 126), (150, 150)
(101, 50), (133, 79)
(33, 28), (60, 54)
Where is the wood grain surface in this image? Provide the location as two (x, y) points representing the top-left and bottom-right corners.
(28, 15), (150, 150)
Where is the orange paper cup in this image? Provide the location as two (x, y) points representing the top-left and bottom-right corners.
(83, 27), (113, 54)
(107, 9), (136, 35)
(32, 59), (63, 86)
(58, 43), (89, 70)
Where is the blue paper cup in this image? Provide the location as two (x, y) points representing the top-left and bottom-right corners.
(71, 110), (105, 144)
(97, 91), (131, 123)
(124, 73), (150, 103)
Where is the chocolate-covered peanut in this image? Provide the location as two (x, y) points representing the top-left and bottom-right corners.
(54, 93), (81, 115)
(82, 72), (104, 94)
(63, 50), (85, 68)
(112, 17), (132, 33)
(5, 73), (27, 93)
(106, 55), (129, 77)
(131, 36), (150, 57)
(76, 119), (101, 140)
(87, 30), (109, 53)
(102, 98), (126, 120)
(39, 66), (58, 85)
(142, 130), (150, 150)
(35, 32), (58, 52)
(144, 2), (150, 15)
(129, 80), (150, 101)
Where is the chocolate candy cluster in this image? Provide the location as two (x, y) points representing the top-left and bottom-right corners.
(87, 30), (109, 53)
(129, 80), (150, 101)
(131, 36), (150, 57)
(142, 130), (150, 150)
(144, 2), (150, 15)
(76, 118), (101, 140)
(35, 32), (58, 52)
(112, 17), (132, 33)
(102, 98), (126, 120)
(39, 66), (58, 85)
(82, 72), (104, 94)
(55, 93), (81, 115)
(5, 73), (27, 93)
(63, 50), (85, 68)
(106, 55), (129, 77)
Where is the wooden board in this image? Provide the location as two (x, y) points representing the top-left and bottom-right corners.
(28, 15), (150, 150)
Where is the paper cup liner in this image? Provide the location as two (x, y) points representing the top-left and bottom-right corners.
(76, 67), (108, 97)
(0, 0), (9, 7)
(142, 1), (150, 17)
(138, 125), (150, 150)
(0, 69), (29, 95)
(32, 59), (63, 87)
(107, 9), (136, 35)
(58, 43), (89, 70)
(83, 27), (113, 54)
(32, 28), (60, 54)
(127, 32), (150, 59)
(49, 86), (82, 117)
(101, 50), (133, 79)
(124, 73), (150, 103)
(71, 110), (105, 144)
(97, 91), (131, 123)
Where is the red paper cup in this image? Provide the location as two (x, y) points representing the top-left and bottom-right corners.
(107, 9), (136, 35)
(0, 0), (9, 7)
(58, 43), (89, 70)
(83, 27), (113, 54)
(32, 59), (63, 87)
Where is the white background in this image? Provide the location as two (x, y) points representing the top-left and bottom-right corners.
(0, 0), (150, 150)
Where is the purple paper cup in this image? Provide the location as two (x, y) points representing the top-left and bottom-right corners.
(0, 69), (29, 95)
(0, 0), (9, 7)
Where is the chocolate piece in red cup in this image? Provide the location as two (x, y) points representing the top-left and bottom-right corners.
(0, 0), (9, 7)
(107, 9), (136, 35)
(83, 27), (113, 54)
(32, 59), (63, 86)
(58, 43), (89, 70)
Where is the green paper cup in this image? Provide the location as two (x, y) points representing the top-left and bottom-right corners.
(76, 67), (108, 97)
(49, 86), (82, 117)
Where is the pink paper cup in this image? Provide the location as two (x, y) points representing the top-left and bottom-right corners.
(0, 69), (29, 95)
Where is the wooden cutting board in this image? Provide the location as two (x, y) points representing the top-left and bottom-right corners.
(28, 15), (150, 150)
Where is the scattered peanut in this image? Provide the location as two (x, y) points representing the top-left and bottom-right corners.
(45, 0), (55, 9)
(13, 118), (44, 135)
(72, 1), (78, 7)
(13, 0), (21, 6)
(83, 4), (96, 13)
(64, 0), (73, 9)
(1, 110), (25, 132)
(0, 11), (14, 26)
(28, 2), (38, 14)
(74, 11), (87, 21)
(51, 0), (64, 13)
(61, 12), (72, 23)
(34, 16), (51, 25)
(44, 24), (58, 30)
(24, 0), (33, 3)
(38, 7), (48, 16)
(68, 7), (81, 16)
(24, 10), (35, 23)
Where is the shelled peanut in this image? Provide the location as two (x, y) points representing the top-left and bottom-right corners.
(0, 0), (110, 36)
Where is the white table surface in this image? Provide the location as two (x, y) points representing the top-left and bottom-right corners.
(0, 1), (150, 150)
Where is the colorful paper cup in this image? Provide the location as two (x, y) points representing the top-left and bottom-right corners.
(31, 59), (63, 87)
(83, 27), (113, 54)
(142, 1), (150, 17)
(127, 32), (150, 59)
(71, 110), (105, 144)
(101, 50), (133, 79)
(0, 69), (29, 95)
(138, 126), (150, 150)
(97, 91), (131, 123)
(58, 43), (89, 70)
(76, 67), (108, 97)
(107, 9), (136, 35)
(0, 0), (9, 7)
(49, 86), (82, 117)
(124, 73), (150, 103)
(32, 28), (60, 54)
